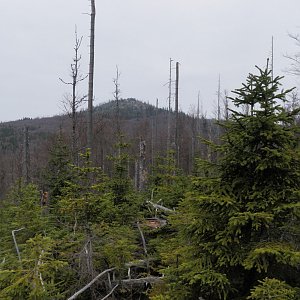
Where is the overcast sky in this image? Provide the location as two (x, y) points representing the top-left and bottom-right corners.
(1, 0), (300, 122)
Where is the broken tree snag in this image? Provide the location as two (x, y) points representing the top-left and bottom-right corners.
(67, 267), (116, 300)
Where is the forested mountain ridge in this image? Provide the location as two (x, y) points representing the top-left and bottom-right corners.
(95, 98), (166, 119)
(0, 98), (216, 197)
(0, 98), (162, 143)
(0, 98), (189, 149)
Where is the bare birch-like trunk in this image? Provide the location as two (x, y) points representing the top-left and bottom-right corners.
(175, 62), (179, 167)
(167, 58), (173, 152)
(87, 0), (96, 152)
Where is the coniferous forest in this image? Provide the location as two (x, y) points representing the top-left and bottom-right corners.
(1, 3), (300, 300)
(1, 65), (300, 299)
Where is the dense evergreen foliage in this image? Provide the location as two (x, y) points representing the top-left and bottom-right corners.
(153, 65), (300, 299)
(1, 65), (300, 299)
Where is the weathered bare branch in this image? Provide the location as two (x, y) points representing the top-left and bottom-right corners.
(78, 74), (88, 82)
(146, 200), (175, 213)
(101, 284), (119, 300)
(120, 276), (163, 286)
(124, 259), (154, 268)
(67, 267), (116, 300)
(12, 227), (24, 262)
(137, 222), (149, 272)
(67, 261), (163, 299)
(137, 222), (148, 257)
(59, 78), (73, 85)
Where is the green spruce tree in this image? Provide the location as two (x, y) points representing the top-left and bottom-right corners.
(155, 64), (300, 299)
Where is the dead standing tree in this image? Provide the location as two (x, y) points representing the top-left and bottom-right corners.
(167, 58), (173, 153)
(22, 126), (30, 184)
(174, 61), (179, 168)
(60, 29), (87, 164)
(137, 139), (147, 191)
(87, 0), (96, 154)
(113, 66), (121, 139)
(112, 66), (124, 161)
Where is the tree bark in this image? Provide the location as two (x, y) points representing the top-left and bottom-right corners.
(175, 62), (179, 167)
(87, 0), (96, 152)
(22, 127), (30, 184)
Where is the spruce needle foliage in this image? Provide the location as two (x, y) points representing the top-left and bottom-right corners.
(155, 64), (300, 299)
(247, 278), (298, 300)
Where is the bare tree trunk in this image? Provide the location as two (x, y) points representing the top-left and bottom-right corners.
(151, 112), (154, 168)
(175, 62), (179, 167)
(138, 139), (146, 191)
(167, 58), (173, 152)
(155, 98), (158, 149)
(71, 32), (86, 163)
(134, 160), (139, 190)
(22, 126), (30, 184)
(217, 75), (221, 142)
(113, 66), (121, 137)
(136, 222), (149, 274)
(271, 36), (274, 81)
(72, 38), (78, 162)
(191, 91), (201, 171)
(223, 90), (229, 121)
(217, 74), (221, 122)
(60, 30), (87, 164)
(87, 0), (96, 152)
